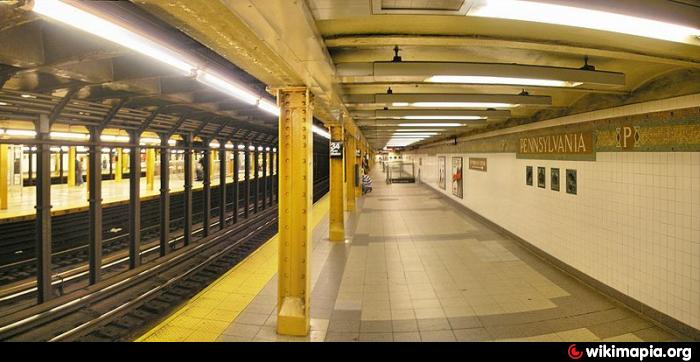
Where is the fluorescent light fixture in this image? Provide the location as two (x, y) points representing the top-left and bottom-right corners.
(399, 123), (464, 127)
(248, 145), (255, 151)
(403, 115), (485, 120)
(393, 129), (445, 132)
(0, 129), (4, 135)
(20, 94), (36, 99)
(427, 75), (581, 87)
(225, 143), (234, 149)
(100, 134), (130, 143)
(265, 147), (271, 151)
(257, 146), (263, 151)
(50, 131), (89, 140)
(398, 102), (517, 108)
(196, 71), (259, 105)
(209, 141), (221, 149)
(312, 125), (331, 140)
(168, 139), (176, 146)
(258, 99), (280, 116)
(101, 147), (112, 153)
(32, 0), (195, 74)
(469, 0), (700, 44)
(140, 137), (161, 145)
(391, 133), (437, 136)
(237, 144), (245, 150)
(0, 102), (8, 106)
(6, 129), (37, 137)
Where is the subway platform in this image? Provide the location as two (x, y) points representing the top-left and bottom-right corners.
(138, 169), (684, 342)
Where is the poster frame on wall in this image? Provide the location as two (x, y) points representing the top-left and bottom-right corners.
(438, 156), (446, 190)
(452, 156), (463, 199)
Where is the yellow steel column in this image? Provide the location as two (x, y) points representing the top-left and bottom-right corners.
(146, 148), (155, 191)
(355, 142), (362, 198)
(210, 150), (216, 180)
(0, 144), (7, 210)
(345, 134), (356, 211)
(276, 87), (313, 336)
(329, 124), (344, 241)
(68, 146), (76, 186)
(115, 148), (123, 182)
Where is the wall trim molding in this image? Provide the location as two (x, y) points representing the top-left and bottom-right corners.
(422, 182), (700, 341)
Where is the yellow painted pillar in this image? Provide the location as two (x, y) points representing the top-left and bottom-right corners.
(0, 144), (8, 210)
(68, 146), (76, 186)
(115, 148), (123, 182)
(355, 142), (362, 198)
(146, 148), (155, 191)
(329, 125), (344, 241)
(276, 87), (313, 337)
(122, 152), (129, 174)
(210, 150), (216, 180)
(345, 134), (356, 211)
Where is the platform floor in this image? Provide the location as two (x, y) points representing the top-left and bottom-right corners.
(0, 173), (247, 221)
(138, 169), (683, 342)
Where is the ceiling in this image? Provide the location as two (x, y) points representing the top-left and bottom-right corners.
(306, 0), (700, 149)
(0, 1), (280, 144)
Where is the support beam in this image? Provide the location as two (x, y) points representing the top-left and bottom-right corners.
(268, 150), (274, 208)
(253, 147), (259, 214)
(329, 125), (345, 241)
(35, 115), (52, 303)
(87, 127), (102, 284)
(244, 145), (250, 219)
(128, 131), (141, 269)
(202, 145), (211, 237)
(345, 134), (356, 212)
(277, 87), (313, 336)
(159, 136), (170, 257)
(261, 148), (267, 211)
(0, 144), (7, 210)
(232, 147), (239, 224)
(68, 146), (76, 187)
(146, 148), (155, 191)
(183, 133), (193, 246)
(219, 147), (227, 230)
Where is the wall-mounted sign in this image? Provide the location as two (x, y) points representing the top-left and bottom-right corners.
(330, 141), (343, 158)
(355, 149), (361, 157)
(452, 157), (463, 199)
(551, 168), (560, 191)
(537, 167), (546, 188)
(468, 158), (487, 172)
(616, 125), (640, 150)
(518, 131), (594, 160)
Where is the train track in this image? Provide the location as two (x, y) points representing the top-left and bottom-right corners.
(0, 206), (278, 341)
(0, 179), (328, 341)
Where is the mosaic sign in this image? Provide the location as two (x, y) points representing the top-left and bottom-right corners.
(468, 157), (487, 172)
(518, 131), (594, 161)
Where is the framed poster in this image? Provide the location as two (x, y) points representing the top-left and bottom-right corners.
(438, 156), (446, 190)
(526, 166), (533, 186)
(551, 168), (560, 191)
(537, 167), (546, 188)
(452, 157), (463, 199)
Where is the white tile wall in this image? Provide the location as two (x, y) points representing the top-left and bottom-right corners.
(408, 152), (700, 330)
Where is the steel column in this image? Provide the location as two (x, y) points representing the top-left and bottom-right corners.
(68, 146), (76, 186)
(88, 128), (102, 284)
(159, 137), (170, 256)
(244, 146), (250, 219)
(345, 134), (356, 212)
(128, 132), (141, 269)
(0, 144), (7, 210)
(219, 148), (227, 230)
(202, 146), (211, 237)
(329, 125), (345, 241)
(268, 150), (274, 207)
(232, 148), (239, 224)
(35, 115), (52, 303)
(183, 133), (193, 246)
(261, 148), (267, 211)
(276, 87), (313, 336)
(115, 148), (122, 182)
(253, 147), (259, 214)
(146, 148), (155, 191)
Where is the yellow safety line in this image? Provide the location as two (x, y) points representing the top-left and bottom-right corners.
(136, 194), (331, 342)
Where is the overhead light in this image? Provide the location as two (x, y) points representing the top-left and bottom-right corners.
(469, 0), (700, 44)
(391, 133), (437, 136)
(196, 71), (259, 105)
(0, 102), (9, 106)
(5, 129), (37, 137)
(399, 123), (464, 127)
(427, 75), (581, 88)
(257, 146), (263, 151)
(31, 0), (196, 74)
(273, 148), (277, 152)
(258, 99), (280, 116)
(140, 137), (161, 145)
(225, 143), (234, 149)
(312, 125), (331, 140)
(248, 145), (255, 151)
(403, 115), (485, 120)
(338, 62), (624, 87)
(50, 131), (89, 140)
(209, 141), (221, 149)
(395, 102), (517, 108)
(168, 139), (177, 146)
(20, 94), (36, 99)
(237, 144), (246, 150)
(100, 134), (130, 143)
(265, 147), (270, 151)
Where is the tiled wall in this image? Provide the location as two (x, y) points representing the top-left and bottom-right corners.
(409, 151), (700, 331)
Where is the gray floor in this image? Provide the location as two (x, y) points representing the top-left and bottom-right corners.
(218, 170), (686, 342)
